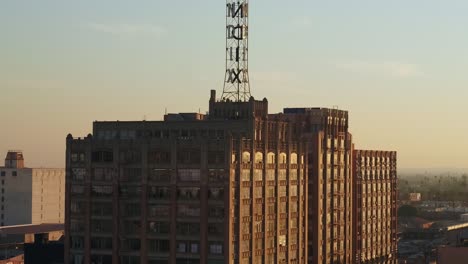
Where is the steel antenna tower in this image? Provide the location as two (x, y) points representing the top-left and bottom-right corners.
(221, 0), (251, 102)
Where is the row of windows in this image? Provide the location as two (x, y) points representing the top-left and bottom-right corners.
(71, 236), (223, 256)
(95, 129), (225, 141)
(72, 202), (220, 219)
(71, 168), (226, 183)
(73, 150), (226, 165)
(74, 150), (305, 166)
(0, 171), (16, 177)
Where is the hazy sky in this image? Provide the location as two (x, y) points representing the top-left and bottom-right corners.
(1, 1), (468, 168)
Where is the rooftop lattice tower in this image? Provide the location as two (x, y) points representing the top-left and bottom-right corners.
(221, 0), (251, 102)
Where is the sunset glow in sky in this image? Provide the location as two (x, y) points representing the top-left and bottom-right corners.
(1, 1), (468, 168)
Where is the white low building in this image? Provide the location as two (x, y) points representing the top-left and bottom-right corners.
(0, 151), (65, 243)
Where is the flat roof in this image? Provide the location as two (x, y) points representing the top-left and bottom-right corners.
(0, 224), (64, 235)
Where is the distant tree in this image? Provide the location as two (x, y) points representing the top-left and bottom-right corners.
(398, 205), (418, 217)
(462, 174), (467, 187)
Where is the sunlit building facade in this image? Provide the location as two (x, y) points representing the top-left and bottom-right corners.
(281, 108), (354, 264)
(0, 151), (65, 243)
(353, 150), (398, 264)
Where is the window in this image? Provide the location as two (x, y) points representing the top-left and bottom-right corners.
(148, 169), (171, 182)
(71, 153), (86, 163)
(148, 187), (170, 200)
(148, 205), (170, 217)
(177, 242), (186, 253)
(122, 203), (140, 217)
(0, 171), (5, 177)
(178, 169), (200, 182)
(148, 150), (171, 164)
(148, 239), (170, 253)
(208, 151), (225, 165)
(208, 169), (224, 182)
(71, 168), (86, 181)
(120, 256), (140, 264)
(208, 206), (224, 218)
(120, 168), (142, 182)
(91, 219), (113, 233)
(71, 201), (85, 215)
(209, 243), (223, 254)
(91, 202), (112, 217)
(12, 171), (17, 177)
(148, 221), (170, 234)
(92, 168), (115, 181)
(208, 188), (223, 200)
(177, 149), (201, 164)
(70, 219), (85, 232)
(176, 223), (200, 236)
(119, 186), (141, 198)
(71, 185), (85, 195)
(120, 220), (141, 235)
(177, 187), (200, 200)
(121, 238), (140, 251)
(90, 255), (112, 264)
(91, 237), (112, 249)
(92, 150), (113, 163)
(71, 236), (84, 249)
(208, 223), (223, 236)
(119, 150), (141, 164)
(177, 205), (200, 217)
(92, 185), (113, 198)
(72, 254), (84, 264)
(190, 242), (199, 253)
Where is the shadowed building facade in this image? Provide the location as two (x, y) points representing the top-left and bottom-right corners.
(65, 91), (308, 264)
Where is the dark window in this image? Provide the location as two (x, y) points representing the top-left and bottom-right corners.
(148, 150), (171, 164)
(91, 219), (113, 233)
(177, 149), (201, 164)
(119, 150), (141, 164)
(92, 151), (113, 163)
(0, 172), (5, 177)
(90, 237), (112, 250)
(148, 221), (170, 234)
(91, 185), (113, 198)
(148, 239), (170, 253)
(148, 169), (171, 183)
(90, 255), (112, 264)
(121, 238), (141, 251)
(120, 168), (142, 182)
(148, 187), (170, 200)
(176, 223), (200, 236)
(208, 151), (225, 165)
(12, 171), (17, 176)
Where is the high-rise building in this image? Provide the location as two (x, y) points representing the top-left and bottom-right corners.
(65, 92), (308, 264)
(280, 108), (354, 264)
(0, 151), (65, 242)
(353, 150), (398, 264)
(63, 0), (399, 263)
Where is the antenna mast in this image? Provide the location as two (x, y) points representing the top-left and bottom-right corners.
(221, 0), (251, 102)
